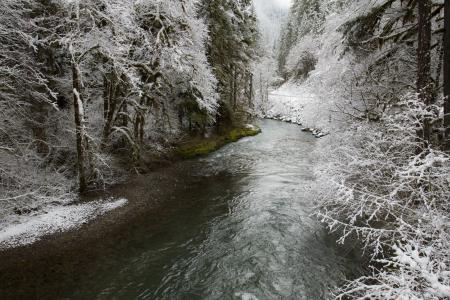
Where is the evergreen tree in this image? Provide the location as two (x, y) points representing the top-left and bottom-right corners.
(199, 0), (259, 127)
(277, 0), (322, 77)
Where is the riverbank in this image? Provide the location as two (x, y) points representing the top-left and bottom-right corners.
(268, 83), (450, 298)
(0, 163), (208, 299)
(266, 83), (330, 138)
(175, 124), (262, 158)
(0, 120), (365, 300)
(0, 124), (261, 252)
(0, 123), (263, 299)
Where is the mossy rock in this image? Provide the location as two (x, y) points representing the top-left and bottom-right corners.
(176, 125), (261, 159)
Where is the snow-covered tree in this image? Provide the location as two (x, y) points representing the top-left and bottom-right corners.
(199, 0), (258, 126)
(273, 0), (449, 298)
(0, 0), (232, 202)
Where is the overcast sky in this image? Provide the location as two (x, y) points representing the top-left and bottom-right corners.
(254, 0), (292, 9)
(273, 0), (292, 8)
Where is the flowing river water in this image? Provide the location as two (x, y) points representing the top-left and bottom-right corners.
(1, 120), (364, 299)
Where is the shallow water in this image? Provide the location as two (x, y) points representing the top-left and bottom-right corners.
(5, 120), (363, 299)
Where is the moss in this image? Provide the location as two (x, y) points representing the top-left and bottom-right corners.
(176, 125), (261, 159)
(227, 126), (261, 142)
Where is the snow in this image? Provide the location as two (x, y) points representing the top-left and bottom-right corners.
(0, 198), (127, 249)
(266, 83), (329, 137)
(392, 244), (450, 298)
(235, 292), (259, 300)
(244, 124), (258, 131)
(266, 83), (311, 124)
(269, 1), (450, 298)
(73, 88), (84, 118)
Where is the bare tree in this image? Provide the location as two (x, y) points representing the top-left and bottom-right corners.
(71, 58), (88, 193)
(69, 43), (100, 193)
(1, 0), (222, 208)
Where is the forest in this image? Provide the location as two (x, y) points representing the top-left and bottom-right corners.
(271, 0), (450, 298)
(0, 0), (258, 216)
(0, 0), (449, 299)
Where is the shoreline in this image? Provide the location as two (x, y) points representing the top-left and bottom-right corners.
(0, 123), (261, 251)
(0, 124), (262, 299)
(0, 170), (189, 299)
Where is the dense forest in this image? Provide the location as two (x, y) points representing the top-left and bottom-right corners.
(0, 0), (449, 299)
(273, 0), (449, 298)
(0, 0), (259, 215)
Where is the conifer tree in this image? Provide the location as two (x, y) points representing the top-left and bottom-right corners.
(199, 0), (258, 126)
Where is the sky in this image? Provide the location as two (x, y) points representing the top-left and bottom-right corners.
(254, 0), (292, 9)
(273, 0), (292, 8)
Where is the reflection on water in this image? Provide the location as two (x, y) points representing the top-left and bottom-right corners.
(10, 120), (364, 299)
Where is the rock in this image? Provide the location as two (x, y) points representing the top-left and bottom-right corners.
(314, 132), (329, 138)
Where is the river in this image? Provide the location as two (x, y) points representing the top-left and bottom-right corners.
(1, 120), (363, 299)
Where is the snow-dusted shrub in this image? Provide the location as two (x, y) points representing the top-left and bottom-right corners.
(335, 242), (450, 299)
(315, 94), (450, 299)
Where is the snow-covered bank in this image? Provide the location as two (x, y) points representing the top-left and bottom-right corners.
(0, 198), (127, 249)
(268, 81), (450, 299)
(266, 82), (329, 138)
(266, 82), (313, 124)
(270, 0), (450, 296)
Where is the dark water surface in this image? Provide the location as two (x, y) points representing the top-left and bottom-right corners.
(3, 120), (363, 299)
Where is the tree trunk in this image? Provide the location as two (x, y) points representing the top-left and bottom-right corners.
(103, 75), (109, 120)
(102, 73), (118, 147)
(72, 63), (87, 193)
(444, 0), (450, 151)
(417, 0), (433, 146)
(32, 104), (48, 155)
(133, 97), (146, 146)
(122, 101), (128, 127)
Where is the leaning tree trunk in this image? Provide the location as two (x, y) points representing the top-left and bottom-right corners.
(72, 63), (87, 193)
(417, 0), (433, 146)
(444, 0), (450, 151)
